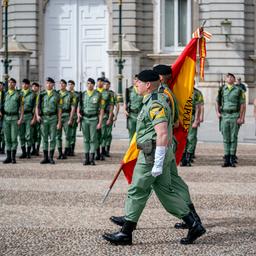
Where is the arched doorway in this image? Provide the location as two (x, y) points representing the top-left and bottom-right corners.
(44, 0), (109, 90)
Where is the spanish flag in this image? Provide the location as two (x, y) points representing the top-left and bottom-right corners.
(121, 30), (209, 184)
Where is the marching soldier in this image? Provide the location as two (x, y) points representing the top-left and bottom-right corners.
(19, 79), (37, 159)
(56, 79), (76, 159)
(31, 82), (41, 156)
(102, 70), (205, 245)
(0, 82), (5, 154)
(124, 75), (143, 141)
(152, 64), (202, 229)
(181, 86), (204, 166)
(103, 79), (119, 157)
(216, 73), (246, 167)
(1, 78), (24, 164)
(95, 77), (114, 160)
(77, 78), (104, 165)
(68, 80), (79, 156)
(36, 77), (62, 164)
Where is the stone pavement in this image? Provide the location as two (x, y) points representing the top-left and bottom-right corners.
(0, 138), (256, 256)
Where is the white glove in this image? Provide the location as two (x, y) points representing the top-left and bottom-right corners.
(151, 146), (167, 177)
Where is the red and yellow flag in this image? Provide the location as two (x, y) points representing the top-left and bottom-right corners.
(121, 29), (209, 184)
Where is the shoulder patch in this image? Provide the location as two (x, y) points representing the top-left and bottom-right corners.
(149, 103), (165, 120)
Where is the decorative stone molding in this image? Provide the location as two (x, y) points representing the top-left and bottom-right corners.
(43, 0), (50, 13)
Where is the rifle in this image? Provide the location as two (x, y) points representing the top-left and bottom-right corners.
(217, 79), (225, 132)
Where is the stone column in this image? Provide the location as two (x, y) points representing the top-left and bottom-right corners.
(0, 36), (32, 86)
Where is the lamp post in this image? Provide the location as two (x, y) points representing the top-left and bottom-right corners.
(116, 0), (125, 103)
(1, 0), (11, 86)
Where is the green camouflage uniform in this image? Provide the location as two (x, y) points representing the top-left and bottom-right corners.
(216, 84), (245, 156)
(125, 86), (143, 141)
(39, 90), (62, 151)
(3, 90), (23, 151)
(19, 89), (36, 148)
(80, 89), (104, 154)
(31, 92), (41, 154)
(186, 88), (204, 154)
(56, 90), (76, 155)
(69, 90), (79, 152)
(125, 90), (189, 223)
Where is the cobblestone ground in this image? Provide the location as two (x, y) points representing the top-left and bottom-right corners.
(0, 138), (256, 256)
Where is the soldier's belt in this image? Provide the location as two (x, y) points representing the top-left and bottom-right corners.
(4, 112), (18, 116)
(42, 112), (57, 116)
(83, 113), (98, 118)
(137, 140), (156, 165)
(222, 110), (239, 114)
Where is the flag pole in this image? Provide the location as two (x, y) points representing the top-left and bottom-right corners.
(102, 164), (123, 204)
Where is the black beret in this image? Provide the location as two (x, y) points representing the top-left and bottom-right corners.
(68, 80), (75, 85)
(104, 79), (110, 84)
(153, 64), (172, 75)
(87, 78), (95, 84)
(22, 79), (30, 84)
(60, 79), (67, 85)
(97, 77), (105, 82)
(9, 78), (17, 84)
(31, 82), (40, 87)
(46, 77), (55, 83)
(227, 73), (235, 79)
(137, 70), (160, 82)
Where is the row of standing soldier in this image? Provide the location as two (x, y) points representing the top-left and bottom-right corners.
(0, 77), (119, 165)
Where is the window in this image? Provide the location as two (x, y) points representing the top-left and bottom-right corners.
(156, 0), (191, 53)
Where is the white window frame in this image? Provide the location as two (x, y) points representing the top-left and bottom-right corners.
(154, 0), (191, 53)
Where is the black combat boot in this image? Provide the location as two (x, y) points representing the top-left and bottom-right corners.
(49, 150), (55, 164)
(102, 220), (136, 245)
(40, 150), (50, 164)
(180, 152), (188, 167)
(230, 155), (236, 167)
(19, 146), (27, 159)
(57, 147), (63, 160)
(234, 155), (238, 164)
(110, 216), (126, 227)
(95, 148), (101, 160)
(222, 155), (230, 167)
(180, 212), (206, 245)
(31, 143), (36, 156)
(36, 144), (40, 156)
(100, 147), (105, 161)
(83, 153), (90, 165)
(11, 150), (17, 164)
(186, 152), (192, 166)
(175, 204), (202, 229)
(62, 148), (68, 160)
(105, 145), (110, 157)
(27, 146), (31, 159)
(3, 150), (12, 164)
(1, 142), (5, 154)
(69, 144), (75, 156)
(90, 153), (96, 166)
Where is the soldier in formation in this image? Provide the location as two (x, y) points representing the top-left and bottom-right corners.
(77, 78), (104, 165)
(36, 77), (62, 164)
(216, 73), (246, 167)
(124, 75), (143, 141)
(181, 86), (204, 166)
(56, 79), (76, 160)
(1, 78), (24, 164)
